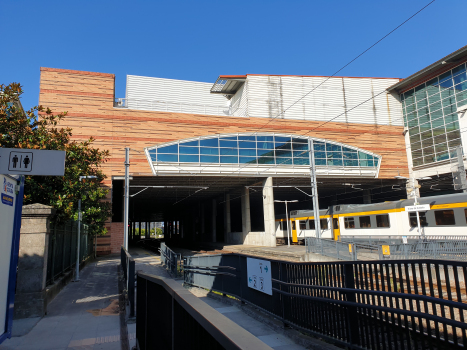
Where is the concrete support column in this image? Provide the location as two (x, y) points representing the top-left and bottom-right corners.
(224, 194), (231, 234)
(262, 177), (276, 246)
(212, 199), (217, 242)
(241, 187), (251, 238)
(363, 190), (371, 204)
(15, 204), (56, 319)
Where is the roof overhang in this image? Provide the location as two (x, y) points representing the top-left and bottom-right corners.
(388, 45), (467, 94)
(210, 75), (246, 96)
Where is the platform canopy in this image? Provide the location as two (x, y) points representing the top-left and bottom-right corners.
(145, 133), (381, 178)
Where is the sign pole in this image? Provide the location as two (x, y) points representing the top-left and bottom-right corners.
(75, 199), (81, 281)
(123, 147), (130, 251)
(308, 140), (321, 239)
(285, 201), (290, 248)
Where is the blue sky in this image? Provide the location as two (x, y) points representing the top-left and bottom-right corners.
(1, 0), (466, 111)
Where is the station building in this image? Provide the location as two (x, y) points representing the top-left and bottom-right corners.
(38, 50), (452, 254)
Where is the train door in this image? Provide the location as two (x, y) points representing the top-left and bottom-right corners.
(291, 220), (298, 243)
(332, 216), (340, 240)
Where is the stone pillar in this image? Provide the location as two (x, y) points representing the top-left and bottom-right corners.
(241, 187), (251, 239)
(262, 177), (276, 247)
(224, 193), (231, 234)
(14, 204), (56, 319)
(211, 199), (217, 242)
(363, 190), (371, 204)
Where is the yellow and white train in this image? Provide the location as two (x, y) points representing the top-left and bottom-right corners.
(275, 192), (467, 243)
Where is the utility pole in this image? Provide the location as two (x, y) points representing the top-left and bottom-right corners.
(308, 140), (321, 239)
(452, 146), (467, 192)
(124, 147), (130, 251)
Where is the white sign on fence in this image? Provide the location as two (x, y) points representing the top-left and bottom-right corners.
(246, 257), (272, 295)
(0, 148), (65, 176)
(405, 204), (430, 212)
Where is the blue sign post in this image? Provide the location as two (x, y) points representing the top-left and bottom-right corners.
(0, 175), (24, 344)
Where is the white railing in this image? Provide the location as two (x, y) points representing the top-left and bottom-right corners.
(114, 98), (231, 116)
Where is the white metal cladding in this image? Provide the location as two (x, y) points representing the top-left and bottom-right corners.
(236, 75), (402, 125)
(126, 75), (228, 114)
(144, 132), (382, 178)
(230, 83), (248, 117)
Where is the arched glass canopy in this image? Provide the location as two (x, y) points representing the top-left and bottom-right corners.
(146, 134), (380, 168)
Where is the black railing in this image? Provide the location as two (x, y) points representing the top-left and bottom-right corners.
(121, 246), (135, 317)
(136, 272), (272, 350)
(46, 221), (94, 285)
(159, 242), (182, 277)
(184, 254), (467, 349)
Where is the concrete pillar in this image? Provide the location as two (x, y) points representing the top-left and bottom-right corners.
(363, 190), (371, 204)
(241, 187), (251, 238)
(14, 204), (56, 319)
(212, 199), (217, 242)
(262, 177), (276, 246)
(224, 193), (231, 234)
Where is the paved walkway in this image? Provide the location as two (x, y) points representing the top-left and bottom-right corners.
(0, 257), (125, 350)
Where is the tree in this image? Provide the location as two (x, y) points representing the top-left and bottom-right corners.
(0, 82), (111, 235)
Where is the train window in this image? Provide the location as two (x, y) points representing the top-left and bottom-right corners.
(434, 210), (456, 225)
(320, 219), (329, 230)
(359, 216), (371, 228)
(292, 221), (296, 230)
(344, 217), (355, 229)
(309, 220), (315, 229)
(465, 209), (467, 224)
(376, 214), (390, 228)
(333, 218), (339, 229)
(300, 221), (307, 230)
(408, 212), (428, 227)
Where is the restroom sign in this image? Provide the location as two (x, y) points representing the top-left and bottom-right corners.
(0, 148), (65, 176)
(8, 151), (33, 172)
(247, 257), (272, 295)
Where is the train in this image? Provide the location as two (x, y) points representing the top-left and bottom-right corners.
(275, 192), (467, 243)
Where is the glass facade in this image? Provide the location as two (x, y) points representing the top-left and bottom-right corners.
(401, 62), (467, 167)
(148, 134), (380, 168)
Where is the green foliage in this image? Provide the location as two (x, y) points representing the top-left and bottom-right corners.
(0, 83), (111, 236)
(156, 227), (163, 236)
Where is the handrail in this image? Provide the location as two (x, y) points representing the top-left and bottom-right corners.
(136, 272), (272, 350)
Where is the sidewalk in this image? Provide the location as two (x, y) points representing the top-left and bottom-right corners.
(0, 257), (126, 350)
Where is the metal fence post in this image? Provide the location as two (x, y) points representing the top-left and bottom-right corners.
(343, 263), (360, 345)
(50, 224), (57, 283)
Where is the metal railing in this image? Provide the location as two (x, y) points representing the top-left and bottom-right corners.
(378, 241), (467, 261)
(340, 235), (467, 245)
(121, 246), (135, 317)
(184, 253), (467, 349)
(46, 221), (94, 286)
(159, 242), (183, 277)
(136, 272), (272, 350)
(114, 98), (231, 116)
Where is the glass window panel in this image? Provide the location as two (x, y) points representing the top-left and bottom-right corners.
(238, 141), (256, 148)
(315, 159), (327, 166)
(439, 70), (453, 82)
(220, 140), (237, 148)
(344, 159), (359, 166)
(239, 157), (257, 164)
(430, 109), (443, 121)
(358, 152), (372, 160)
(412, 150), (423, 159)
(179, 154), (199, 162)
(434, 210), (456, 225)
(374, 157), (379, 166)
(413, 158), (424, 166)
(275, 142), (291, 150)
(158, 145), (178, 154)
(276, 150), (292, 157)
(200, 147), (219, 155)
(420, 130), (433, 140)
(314, 151), (326, 159)
(258, 157), (275, 164)
(294, 158), (309, 165)
(292, 143), (308, 150)
(220, 156), (238, 163)
(327, 158), (343, 166)
(421, 138), (434, 149)
(257, 142), (274, 149)
(200, 138), (219, 147)
(408, 119), (419, 128)
(419, 123), (431, 133)
(424, 154), (436, 163)
(404, 90), (415, 105)
(182, 140), (199, 146)
(221, 136), (237, 141)
(257, 149), (275, 157)
(443, 104), (457, 115)
(444, 114), (458, 125)
(423, 146), (434, 156)
(410, 134), (421, 144)
(179, 146), (199, 154)
(376, 214), (390, 228)
(238, 136), (256, 141)
(456, 90), (467, 105)
(408, 212), (428, 227)
(313, 142), (326, 151)
(344, 217), (355, 229)
(293, 150), (308, 158)
(449, 138), (462, 148)
(455, 81), (467, 93)
(416, 99), (428, 109)
(343, 152), (358, 160)
(276, 158), (292, 165)
(435, 143), (448, 153)
(445, 121), (460, 133)
(327, 151), (343, 159)
(274, 136), (290, 143)
(453, 64), (466, 75)
(406, 104), (416, 113)
(418, 115), (430, 125)
(256, 136), (274, 142)
(220, 148), (238, 156)
(326, 143), (342, 152)
(429, 101), (442, 113)
(415, 84), (426, 100)
(154, 154), (177, 162)
(239, 149), (256, 156)
(200, 155), (219, 163)
(441, 89), (455, 100)
(291, 138), (308, 143)
(454, 72), (467, 85)
(434, 132), (447, 145)
(430, 118), (444, 129)
(428, 92), (440, 104)
(359, 216), (371, 228)
(411, 141), (422, 150)
(435, 152), (449, 162)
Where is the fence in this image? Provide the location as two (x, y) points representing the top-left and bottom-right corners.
(378, 241), (467, 261)
(184, 253), (467, 349)
(121, 246), (135, 317)
(159, 242), (182, 277)
(340, 235), (467, 245)
(136, 272), (271, 350)
(46, 221), (94, 286)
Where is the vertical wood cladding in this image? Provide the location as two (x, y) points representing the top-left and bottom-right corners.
(39, 67), (409, 253)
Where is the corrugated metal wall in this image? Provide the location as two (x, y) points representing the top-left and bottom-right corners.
(230, 83), (248, 117)
(242, 75), (402, 126)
